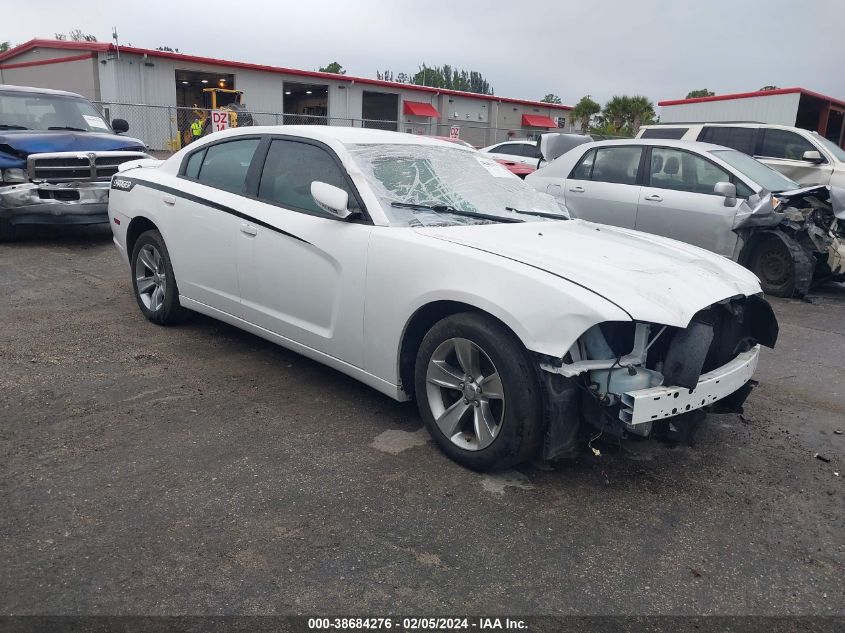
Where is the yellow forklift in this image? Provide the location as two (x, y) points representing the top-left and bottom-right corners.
(183, 88), (254, 146)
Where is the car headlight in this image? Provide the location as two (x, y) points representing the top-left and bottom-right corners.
(1, 168), (27, 183)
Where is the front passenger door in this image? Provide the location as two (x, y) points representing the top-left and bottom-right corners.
(636, 147), (739, 257)
(237, 138), (373, 367)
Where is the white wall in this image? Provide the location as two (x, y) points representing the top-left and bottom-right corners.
(659, 93), (801, 126)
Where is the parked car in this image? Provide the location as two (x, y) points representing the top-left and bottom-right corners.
(637, 123), (845, 188)
(479, 139), (542, 167)
(493, 158), (535, 179)
(434, 136), (534, 177)
(109, 127), (777, 470)
(0, 84), (148, 240)
(527, 138), (845, 297)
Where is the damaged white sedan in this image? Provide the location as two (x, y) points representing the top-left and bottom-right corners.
(108, 127), (778, 471)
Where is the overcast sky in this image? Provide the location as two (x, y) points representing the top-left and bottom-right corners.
(4, 0), (842, 107)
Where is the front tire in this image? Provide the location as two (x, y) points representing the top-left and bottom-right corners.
(414, 312), (543, 471)
(750, 236), (797, 297)
(130, 229), (190, 324)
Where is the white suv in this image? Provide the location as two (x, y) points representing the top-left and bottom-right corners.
(636, 123), (845, 188)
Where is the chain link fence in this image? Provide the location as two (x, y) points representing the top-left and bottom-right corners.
(93, 101), (614, 156)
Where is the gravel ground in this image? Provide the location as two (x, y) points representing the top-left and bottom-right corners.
(0, 225), (843, 616)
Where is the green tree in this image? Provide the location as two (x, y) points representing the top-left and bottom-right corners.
(686, 88), (715, 98)
(759, 85), (779, 91)
(541, 93), (562, 104)
(600, 94), (655, 136)
(0, 41), (10, 53)
(626, 95), (656, 134)
(602, 95), (630, 134)
(571, 95), (601, 134)
(54, 30), (97, 42)
(156, 45), (180, 53)
(409, 64), (493, 95)
(319, 61), (345, 75)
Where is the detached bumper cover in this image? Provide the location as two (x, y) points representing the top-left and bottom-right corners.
(0, 181), (110, 225)
(620, 345), (761, 426)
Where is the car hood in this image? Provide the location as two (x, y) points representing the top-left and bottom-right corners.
(414, 219), (762, 327)
(0, 130), (146, 158)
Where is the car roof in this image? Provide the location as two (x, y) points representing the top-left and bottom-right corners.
(205, 125), (475, 148)
(640, 122), (813, 133)
(0, 83), (85, 98)
(585, 138), (731, 152)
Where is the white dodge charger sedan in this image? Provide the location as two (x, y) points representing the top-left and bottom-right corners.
(108, 126), (778, 471)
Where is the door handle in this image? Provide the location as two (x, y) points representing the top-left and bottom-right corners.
(162, 194), (176, 205)
(569, 185), (585, 193)
(644, 194), (663, 202)
(240, 223), (258, 236)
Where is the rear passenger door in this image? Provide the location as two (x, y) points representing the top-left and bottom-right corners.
(563, 145), (643, 228)
(636, 147), (739, 257)
(168, 136), (262, 317)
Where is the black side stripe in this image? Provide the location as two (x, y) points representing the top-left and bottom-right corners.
(113, 177), (311, 245)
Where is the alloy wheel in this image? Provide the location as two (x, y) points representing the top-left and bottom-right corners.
(425, 337), (505, 451)
(134, 244), (166, 312)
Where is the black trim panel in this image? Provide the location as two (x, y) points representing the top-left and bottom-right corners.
(114, 177), (311, 245)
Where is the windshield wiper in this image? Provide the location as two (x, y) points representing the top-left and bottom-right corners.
(391, 201), (523, 224)
(505, 206), (568, 220)
(0, 124), (29, 130)
(48, 126), (87, 132)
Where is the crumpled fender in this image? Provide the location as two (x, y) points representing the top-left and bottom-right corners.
(742, 230), (815, 297)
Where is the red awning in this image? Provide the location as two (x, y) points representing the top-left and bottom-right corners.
(522, 114), (559, 128)
(403, 101), (439, 117)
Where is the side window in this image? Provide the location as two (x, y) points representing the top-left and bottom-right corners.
(699, 127), (757, 155)
(640, 127), (689, 140)
(495, 144), (523, 157)
(257, 139), (353, 217)
(649, 148), (732, 195)
(759, 129), (817, 161)
(519, 143), (542, 158)
(569, 149), (596, 180)
(591, 147), (642, 185)
(196, 138), (261, 194)
(183, 149), (205, 180)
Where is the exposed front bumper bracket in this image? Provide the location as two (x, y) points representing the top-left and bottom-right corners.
(620, 345), (760, 426)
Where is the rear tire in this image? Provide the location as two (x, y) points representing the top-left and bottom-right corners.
(130, 229), (190, 325)
(750, 236), (795, 297)
(414, 312), (543, 471)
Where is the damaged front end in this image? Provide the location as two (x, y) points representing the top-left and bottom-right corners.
(539, 295), (778, 459)
(736, 186), (845, 296)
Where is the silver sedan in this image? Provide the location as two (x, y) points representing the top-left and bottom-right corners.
(526, 138), (845, 297)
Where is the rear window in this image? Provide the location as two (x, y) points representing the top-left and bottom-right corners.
(698, 126), (757, 155)
(640, 127), (689, 140)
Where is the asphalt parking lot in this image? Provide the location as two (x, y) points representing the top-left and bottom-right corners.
(1, 225), (843, 616)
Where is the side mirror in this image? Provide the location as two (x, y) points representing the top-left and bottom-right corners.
(802, 150), (823, 164)
(111, 118), (129, 133)
(714, 181), (737, 206)
(311, 181), (352, 219)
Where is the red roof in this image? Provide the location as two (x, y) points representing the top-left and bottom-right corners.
(403, 100), (439, 117)
(658, 87), (845, 110)
(521, 114), (559, 128)
(0, 39), (573, 111)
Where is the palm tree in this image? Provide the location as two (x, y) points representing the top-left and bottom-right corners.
(571, 95), (601, 135)
(602, 96), (630, 134)
(626, 95), (655, 134)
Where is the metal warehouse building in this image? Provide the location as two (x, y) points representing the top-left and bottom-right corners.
(658, 87), (845, 148)
(0, 39), (573, 151)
